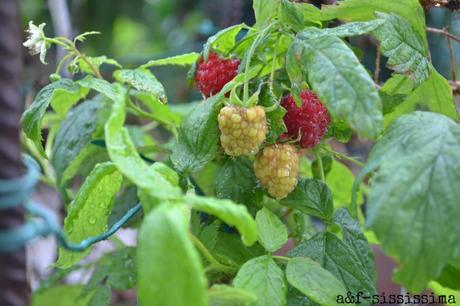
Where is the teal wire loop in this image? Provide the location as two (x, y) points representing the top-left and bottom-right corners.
(0, 155), (142, 253)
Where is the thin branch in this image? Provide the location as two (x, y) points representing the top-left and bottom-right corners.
(374, 47), (381, 84)
(447, 37), (457, 81)
(426, 27), (460, 44)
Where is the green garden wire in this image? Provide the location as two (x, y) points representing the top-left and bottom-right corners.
(0, 155), (141, 253)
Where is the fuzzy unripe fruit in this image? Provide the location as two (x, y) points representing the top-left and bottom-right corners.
(218, 105), (267, 156)
(195, 52), (240, 97)
(254, 144), (299, 199)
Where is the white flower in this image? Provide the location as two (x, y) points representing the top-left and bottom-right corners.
(23, 21), (48, 64)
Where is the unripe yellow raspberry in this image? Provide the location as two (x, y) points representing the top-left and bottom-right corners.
(218, 105), (267, 156)
(254, 144), (299, 199)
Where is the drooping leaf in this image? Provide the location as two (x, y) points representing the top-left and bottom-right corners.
(256, 207), (288, 252)
(186, 194), (258, 246)
(21, 79), (89, 155)
(372, 13), (430, 86)
(234, 255), (287, 306)
(171, 95), (222, 174)
(286, 257), (348, 306)
(333, 209), (376, 282)
(322, 0), (427, 41)
(56, 162), (123, 269)
(215, 158), (258, 205)
(141, 52), (200, 68)
(51, 96), (111, 185)
(280, 178), (333, 220)
(101, 82), (181, 202)
(203, 24), (246, 59)
(289, 232), (376, 305)
(137, 204), (208, 306)
(114, 68), (167, 103)
(208, 285), (258, 306)
(286, 29), (382, 139)
(355, 111), (460, 292)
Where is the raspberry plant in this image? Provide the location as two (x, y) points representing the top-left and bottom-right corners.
(22, 0), (460, 305)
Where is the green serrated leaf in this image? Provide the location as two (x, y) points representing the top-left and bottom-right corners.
(301, 20), (384, 39)
(256, 207), (288, 252)
(286, 257), (349, 306)
(372, 13), (429, 86)
(280, 178), (333, 220)
(203, 24), (246, 59)
(391, 69), (458, 121)
(289, 232), (376, 306)
(86, 247), (136, 292)
(234, 255), (287, 306)
(141, 52), (199, 68)
(212, 232), (265, 266)
(114, 68), (167, 103)
(355, 111), (460, 292)
(186, 194), (258, 246)
(280, 0), (309, 32)
(137, 203), (208, 306)
(21, 79), (89, 155)
(52, 96), (110, 185)
(102, 82), (181, 202)
(56, 162), (123, 269)
(78, 75), (121, 101)
(322, 0), (427, 42)
(88, 285), (111, 306)
(171, 96), (222, 174)
(253, 0), (280, 29)
(209, 285), (258, 306)
(215, 158), (258, 205)
(333, 209), (376, 282)
(287, 29), (382, 139)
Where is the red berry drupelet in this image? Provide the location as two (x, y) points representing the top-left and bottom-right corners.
(195, 52), (240, 97)
(281, 90), (330, 148)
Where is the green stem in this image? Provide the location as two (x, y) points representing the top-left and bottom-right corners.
(55, 52), (75, 75)
(321, 147), (365, 167)
(272, 255), (291, 262)
(190, 234), (236, 274)
(314, 149), (325, 181)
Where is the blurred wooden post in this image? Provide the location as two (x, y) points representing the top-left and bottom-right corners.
(0, 0), (29, 305)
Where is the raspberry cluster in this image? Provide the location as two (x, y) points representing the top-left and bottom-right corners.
(254, 144), (299, 199)
(195, 52), (240, 97)
(281, 90), (330, 148)
(218, 105), (267, 156)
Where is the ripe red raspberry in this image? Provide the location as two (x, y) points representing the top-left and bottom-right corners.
(254, 144), (299, 199)
(195, 52), (240, 97)
(281, 90), (330, 148)
(218, 105), (267, 156)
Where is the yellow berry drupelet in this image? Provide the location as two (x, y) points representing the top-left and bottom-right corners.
(218, 105), (267, 156)
(254, 144), (299, 199)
